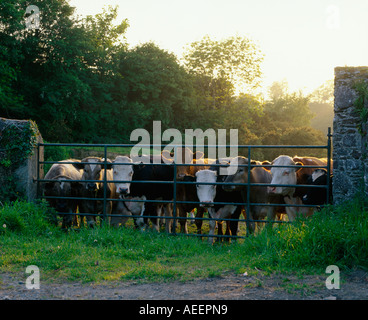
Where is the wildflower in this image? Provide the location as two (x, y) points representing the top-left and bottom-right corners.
(2, 224), (6, 229)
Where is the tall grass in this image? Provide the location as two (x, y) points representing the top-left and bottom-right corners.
(0, 195), (367, 283)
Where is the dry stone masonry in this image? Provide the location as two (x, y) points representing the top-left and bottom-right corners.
(333, 67), (368, 204)
(0, 117), (44, 202)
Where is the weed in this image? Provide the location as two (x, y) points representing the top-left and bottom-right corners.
(0, 194), (367, 283)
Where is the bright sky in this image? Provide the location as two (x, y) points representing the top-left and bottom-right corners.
(69, 0), (368, 96)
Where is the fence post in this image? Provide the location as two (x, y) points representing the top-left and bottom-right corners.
(246, 147), (252, 236)
(103, 146), (108, 225)
(327, 127), (332, 204)
(172, 145), (177, 235)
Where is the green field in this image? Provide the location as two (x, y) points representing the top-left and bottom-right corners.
(0, 195), (367, 284)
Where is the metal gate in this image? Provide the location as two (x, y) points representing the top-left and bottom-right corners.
(36, 128), (332, 240)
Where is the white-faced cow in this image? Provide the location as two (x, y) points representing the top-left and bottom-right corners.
(268, 155), (331, 221)
(110, 195), (146, 227)
(76, 157), (117, 227)
(43, 159), (83, 228)
(194, 162), (243, 244)
(112, 156), (134, 197)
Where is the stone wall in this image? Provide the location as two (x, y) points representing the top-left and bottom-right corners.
(333, 67), (368, 204)
(0, 117), (44, 202)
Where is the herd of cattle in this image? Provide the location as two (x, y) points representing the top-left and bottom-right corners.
(42, 147), (332, 243)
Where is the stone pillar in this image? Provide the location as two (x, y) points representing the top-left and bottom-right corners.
(0, 117), (44, 202)
(333, 67), (368, 204)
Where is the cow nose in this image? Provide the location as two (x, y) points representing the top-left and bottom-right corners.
(87, 183), (97, 191)
(119, 187), (128, 195)
(268, 186), (276, 194)
(200, 201), (213, 207)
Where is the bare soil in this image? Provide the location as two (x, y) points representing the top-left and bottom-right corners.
(1, 269), (368, 300)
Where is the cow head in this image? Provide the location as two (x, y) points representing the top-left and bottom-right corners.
(79, 157), (112, 192)
(194, 169), (217, 207)
(44, 177), (81, 212)
(164, 147), (204, 180)
(222, 156), (249, 192)
(124, 195), (146, 216)
(268, 155), (303, 196)
(112, 156), (134, 197)
(302, 169), (328, 205)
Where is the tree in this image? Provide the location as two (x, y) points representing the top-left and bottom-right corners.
(264, 83), (314, 130)
(268, 79), (289, 101)
(182, 35), (263, 130)
(0, 2), (130, 142)
(309, 80), (334, 135)
(183, 35), (263, 92)
(117, 42), (197, 135)
(0, 0), (28, 116)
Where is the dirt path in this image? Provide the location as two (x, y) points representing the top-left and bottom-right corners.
(1, 270), (367, 300)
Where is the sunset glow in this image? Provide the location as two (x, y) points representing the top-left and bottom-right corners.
(69, 0), (368, 96)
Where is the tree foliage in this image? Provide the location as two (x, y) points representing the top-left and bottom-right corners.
(0, 0), (330, 160)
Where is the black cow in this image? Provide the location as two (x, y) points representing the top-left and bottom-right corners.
(122, 156), (174, 232)
(302, 169), (333, 206)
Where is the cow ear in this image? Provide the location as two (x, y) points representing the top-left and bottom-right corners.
(101, 158), (113, 169)
(295, 161), (303, 172)
(74, 158), (87, 170)
(262, 161), (272, 171)
(71, 160), (84, 170)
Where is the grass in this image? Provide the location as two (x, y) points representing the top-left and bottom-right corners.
(1, 195), (368, 284)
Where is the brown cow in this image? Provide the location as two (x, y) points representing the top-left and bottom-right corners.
(169, 147), (211, 234)
(43, 159), (83, 228)
(267, 155), (332, 221)
(222, 156), (275, 234)
(76, 157), (117, 227)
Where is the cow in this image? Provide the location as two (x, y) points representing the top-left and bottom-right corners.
(112, 156), (134, 196)
(76, 157), (117, 227)
(110, 195), (146, 227)
(267, 155), (331, 221)
(129, 156), (175, 232)
(165, 147), (209, 234)
(43, 159), (83, 229)
(302, 169), (333, 206)
(222, 156), (275, 234)
(191, 160), (244, 244)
